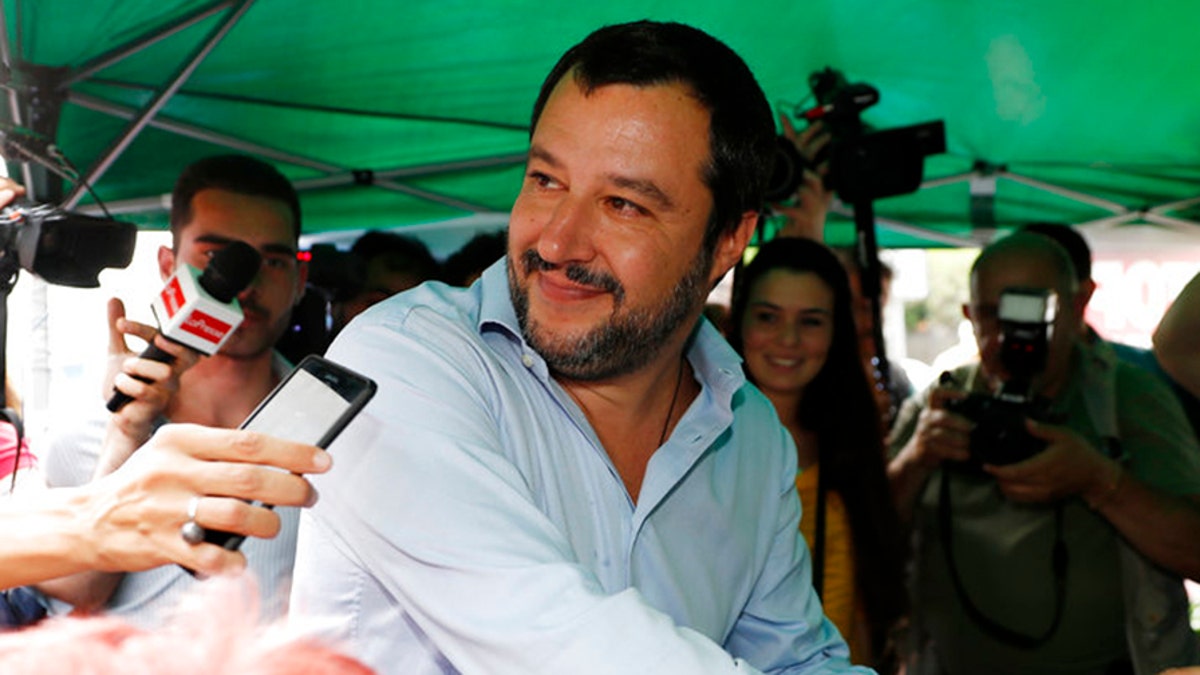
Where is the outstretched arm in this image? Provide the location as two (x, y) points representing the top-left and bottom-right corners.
(8, 425), (327, 591)
(38, 298), (201, 609)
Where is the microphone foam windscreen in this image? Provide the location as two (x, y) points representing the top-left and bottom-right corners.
(200, 241), (262, 303)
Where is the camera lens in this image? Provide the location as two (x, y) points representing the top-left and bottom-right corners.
(763, 135), (809, 204)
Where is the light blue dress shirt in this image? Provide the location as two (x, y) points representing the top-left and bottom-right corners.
(290, 260), (867, 674)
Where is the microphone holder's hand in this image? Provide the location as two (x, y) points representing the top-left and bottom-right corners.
(104, 298), (199, 414)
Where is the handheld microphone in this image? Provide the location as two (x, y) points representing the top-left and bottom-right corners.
(106, 241), (262, 412)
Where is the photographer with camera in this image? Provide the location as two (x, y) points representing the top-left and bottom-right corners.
(887, 232), (1200, 675)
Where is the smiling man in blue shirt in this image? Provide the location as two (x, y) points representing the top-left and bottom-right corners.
(289, 21), (866, 674)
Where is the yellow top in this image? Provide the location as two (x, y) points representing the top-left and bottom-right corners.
(796, 464), (864, 663)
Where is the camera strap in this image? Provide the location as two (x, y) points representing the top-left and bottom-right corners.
(812, 462), (828, 599)
(937, 470), (1067, 648)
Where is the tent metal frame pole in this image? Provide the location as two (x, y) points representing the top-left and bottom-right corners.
(371, 178), (494, 212)
(76, 153), (524, 216)
(69, 91), (510, 213)
(919, 166), (1195, 229)
(76, 193), (171, 216)
(63, 0), (255, 210)
(372, 154), (528, 179)
(68, 91), (342, 174)
(0, 4), (36, 195)
(1142, 212), (1200, 231)
(11, 0), (20, 62)
(919, 172), (974, 190)
(77, 148), (524, 216)
(876, 218), (981, 247)
(1001, 170), (1127, 213)
(1074, 212), (1140, 229)
(85, 78), (531, 133)
(1149, 195), (1200, 216)
(61, 0), (235, 90)
(292, 153), (528, 191)
(1070, 195), (1200, 230)
(78, 179), (499, 217)
(828, 203), (979, 247)
(294, 172), (497, 212)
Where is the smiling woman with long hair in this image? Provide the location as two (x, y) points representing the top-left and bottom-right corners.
(729, 236), (907, 670)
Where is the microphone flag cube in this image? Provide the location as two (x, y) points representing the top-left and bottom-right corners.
(151, 264), (245, 355)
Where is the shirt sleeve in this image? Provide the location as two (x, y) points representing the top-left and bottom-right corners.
(723, 423), (863, 673)
(1116, 363), (1200, 497)
(40, 413), (106, 488)
(294, 309), (867, 674)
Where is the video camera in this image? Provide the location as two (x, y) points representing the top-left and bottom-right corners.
(945, 287), (1060, 467)
(0, 203), (136, 288)
(765, 67), (946, 205)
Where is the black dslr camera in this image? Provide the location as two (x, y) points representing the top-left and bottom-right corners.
(946, 287), (1060, 467)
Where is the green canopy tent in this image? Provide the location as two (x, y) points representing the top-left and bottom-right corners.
(3, 0), (1200, 251)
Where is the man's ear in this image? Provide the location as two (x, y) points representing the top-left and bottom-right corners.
(1075, 278), (1096, 315)
(157, 245), (176, 281)
(709, 211), (759, 287)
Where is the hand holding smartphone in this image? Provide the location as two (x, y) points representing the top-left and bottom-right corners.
(198, 354), (376, 553)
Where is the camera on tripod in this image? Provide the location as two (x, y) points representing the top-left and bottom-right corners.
(946, 287), (1060, 467)
(765, 67), (945, 205)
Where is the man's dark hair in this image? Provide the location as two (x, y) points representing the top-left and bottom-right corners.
(350, 230), (440, 282)
(1020, 222), (1091, 282)
(170, 154), (302, 243)
(530, 21), (774, 252)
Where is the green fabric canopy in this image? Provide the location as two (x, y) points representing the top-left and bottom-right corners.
(5, 0), (1200, 249)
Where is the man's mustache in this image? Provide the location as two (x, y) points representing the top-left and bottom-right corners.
(238, 300), (270, 320)
(519, 249), (625, 304)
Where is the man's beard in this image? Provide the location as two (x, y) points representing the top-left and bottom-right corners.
(508, 246), (712, 381)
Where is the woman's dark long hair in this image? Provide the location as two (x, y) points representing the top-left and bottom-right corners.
(729, 237), (907, 664)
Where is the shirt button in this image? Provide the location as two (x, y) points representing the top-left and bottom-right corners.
(521, 353), (535, 368)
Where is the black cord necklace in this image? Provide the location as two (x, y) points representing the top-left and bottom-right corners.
(658, 359), (685, 446)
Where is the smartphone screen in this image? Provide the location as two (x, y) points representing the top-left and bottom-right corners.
(242, 359), (373, 447)
(199, 354), (376, 553)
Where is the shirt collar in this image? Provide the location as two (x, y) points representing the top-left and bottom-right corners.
(478, 257), (521, 339)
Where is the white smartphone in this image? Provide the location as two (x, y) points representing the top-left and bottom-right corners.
(202, 354), (377, 552)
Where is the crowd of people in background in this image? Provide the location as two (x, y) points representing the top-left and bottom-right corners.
(0, 18), (1197, 675)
